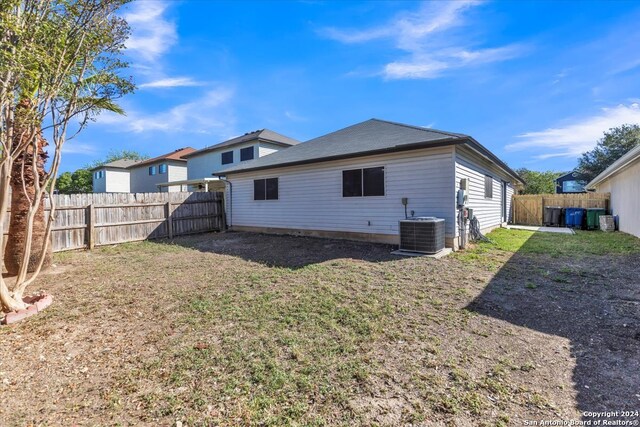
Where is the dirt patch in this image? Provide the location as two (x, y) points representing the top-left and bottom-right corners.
(0, 230), (637, 426)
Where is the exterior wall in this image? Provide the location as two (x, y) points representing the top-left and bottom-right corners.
(105, 169), (131, 193)
(226, 147), (457, 244)
(187, 141), (287, 180)
(594, 160), (640, 238)
(130, 160), (185, 193)
(166, 163), (188, 192)
(93, 168), (130, 193)
(454, 146), (515, 236)
(258, 143), (279, 158)
(506, 183), (515, 223)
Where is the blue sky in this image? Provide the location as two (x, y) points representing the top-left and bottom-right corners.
(61, 0), (640, 173)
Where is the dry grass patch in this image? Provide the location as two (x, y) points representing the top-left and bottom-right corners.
(1, 230), (638, 426)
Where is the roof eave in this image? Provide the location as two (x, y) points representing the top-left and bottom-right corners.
(462, 136), (525, 185)
(586, 146), (640, 189)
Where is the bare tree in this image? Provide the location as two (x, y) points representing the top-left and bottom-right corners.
(0, 0), (133, 312)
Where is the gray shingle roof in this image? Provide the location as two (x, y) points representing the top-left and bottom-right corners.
(183, 129), (300, 159)
(216, 119), (462, 173)
(217, 119), (523, 184)
(92, 159), (140, 170)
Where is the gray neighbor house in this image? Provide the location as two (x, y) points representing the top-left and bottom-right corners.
(216, 119), (524, 250)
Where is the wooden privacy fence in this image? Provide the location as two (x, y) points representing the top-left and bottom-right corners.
(3, 192), (224, 252)
(512, 193), (610, 226)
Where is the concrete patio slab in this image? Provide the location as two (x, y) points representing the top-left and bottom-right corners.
(391, 248), (453, 258)
(506, 225), (575, 234)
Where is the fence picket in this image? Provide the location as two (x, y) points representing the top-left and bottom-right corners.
(2, 192), (224, 252)
(511, 193), (610, 226)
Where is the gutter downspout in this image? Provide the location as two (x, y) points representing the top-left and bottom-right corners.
(215, 176), (232, 229)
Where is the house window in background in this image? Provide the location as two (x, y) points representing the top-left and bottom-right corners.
(159, 164), (167, 174)
(240, 146), (255, 161)
(149, 166), (156, 176)
(221, 151), (233, 165)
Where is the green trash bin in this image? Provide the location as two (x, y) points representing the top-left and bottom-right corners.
(586, 208), (606, 230)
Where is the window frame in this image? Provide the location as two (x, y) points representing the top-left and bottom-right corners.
(240, 146), (255, 162)
(221, 151), (234, 165)
(484, 175), (493, 199)
(253, 177), (279, 200)
(149, 166), (157, 176)
(342, 166), (385, 198)
(159, 163), (168, 174)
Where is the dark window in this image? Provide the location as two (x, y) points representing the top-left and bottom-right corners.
(484, 175), (493, 199)
(240, 146), (254, 161)
(149, 166), (156, 176)
(221, 151), (233, 165)
(254, 178), (279, 200)
(254, 179), (265, 200)
(343, 167), (385, 197)
(266, 178), (278, 200)
(159, 163), (167, 174)
(342, 169), (362, 197)
(363, 167), (385, 196)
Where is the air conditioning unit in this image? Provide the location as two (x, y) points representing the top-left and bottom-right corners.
(399, 217), (445, 254)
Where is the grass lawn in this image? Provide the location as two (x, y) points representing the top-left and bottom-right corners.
(1, 229), (639, 426)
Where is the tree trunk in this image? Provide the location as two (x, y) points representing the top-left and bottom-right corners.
(4, 103), (52, 276)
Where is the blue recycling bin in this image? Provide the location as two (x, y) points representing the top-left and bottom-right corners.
(565, 207), (585, 229)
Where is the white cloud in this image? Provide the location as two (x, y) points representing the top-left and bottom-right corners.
(97, 87), (235, 135)
(124, 1), (177, 63)
(284, 111), (308, 122)
(124, 1), (203, 89)
(61, 143), (99, 155)
(507, 103), (640, 159)
(138, 77), (204, 89)
(321, 0), (523, 79)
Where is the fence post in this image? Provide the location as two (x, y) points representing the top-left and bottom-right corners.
(165, 202), (173, 239)
(87, 204), (95, 249)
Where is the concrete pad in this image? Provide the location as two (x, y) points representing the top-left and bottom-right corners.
(506, 225), (575, 234)
(391, 248), (453, 258)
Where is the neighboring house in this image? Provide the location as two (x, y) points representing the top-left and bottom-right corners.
(91, 147), (195, 193)
(129, 147), (195, 193)
(182, 129), (300, 189)
(555, 171), (587, 193)
(91, 159), (139, 193)
(216, 119), (523, 249)
(586, 145), (640, 238)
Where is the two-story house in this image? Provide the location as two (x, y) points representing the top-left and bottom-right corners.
(164, 129), (300, 191)
(91, 147), (195, 193)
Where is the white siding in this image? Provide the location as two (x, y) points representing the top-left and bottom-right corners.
(105, 169), (131, 193)
(455, 146), (515, 235)
(187, 142), (289, 180)
(167, 164), (188, 192)
(228, 147), (457, 238)
(594, 159), (640, 238)
(506, 183), (515, 223)
(258, 143), (279, 157)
